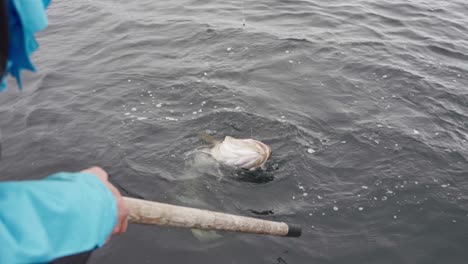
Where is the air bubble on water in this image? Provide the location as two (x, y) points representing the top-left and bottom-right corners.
(377, 124), (383, 128)
(192, 111), (197, 115)
(333, 206), (339, 211)
(204, 72), (207, 76)
(307, 148), (315, 154)
(386, 190), (394, 194)
(140, 102), (145, 105)
(289, 60), (294, 63)
(362, 186), (368, 189)
(156, 103), (162, 107)
(131, 108), (137, 111)
(198, 109), (203, 113)
(452, 220), (457, 223)
(317, 195), (323, 200)
(137, 117), (147, 120)
(298, 185), (305, 191)
(373, 197), (378, 200)
(201, 101), (206, 106)
(382, 75), (388, 79)
(281, 116), (285, 119)
(235, 106), (241, 110)
(441, 184), (449, 188)
(292, 196), (296, 200)
(358, 207), (364, 211)
(303, 193), (308, 197)
(394, 215), (397, 219)
(413, 129), (420, 135)
(381, 196), (388, 201)
(309, 213), (313, 216)
(285, 50), (290, 53)
(128, 79), (131, 82)
(227, 47), (232, 51)
(124, 113), (130, 116)
(322, 212), (326, 216)
(341, 141), (346, 144)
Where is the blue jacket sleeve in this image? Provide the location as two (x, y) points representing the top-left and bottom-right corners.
(0, 172), (117, 263)
(1, 0), (52, 90)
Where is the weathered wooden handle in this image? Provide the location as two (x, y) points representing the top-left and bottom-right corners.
(123, 197), (301, 237)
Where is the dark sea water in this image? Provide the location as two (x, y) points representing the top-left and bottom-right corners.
(1, 0), (468, 263)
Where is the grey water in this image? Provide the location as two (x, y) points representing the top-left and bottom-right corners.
(1, 0), (468, 263)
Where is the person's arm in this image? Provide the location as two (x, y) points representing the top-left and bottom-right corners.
(0, 168), (126, 263)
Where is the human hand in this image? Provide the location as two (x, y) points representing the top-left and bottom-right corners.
(81, 166), (129, 238)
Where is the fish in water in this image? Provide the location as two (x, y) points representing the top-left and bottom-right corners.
(199, 133), (272, 171)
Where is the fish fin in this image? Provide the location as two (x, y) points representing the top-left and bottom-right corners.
(199, 132), (219, 145)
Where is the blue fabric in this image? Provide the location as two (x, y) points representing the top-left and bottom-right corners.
(1, 0), (51, 90)
(0, 172), (117, 263)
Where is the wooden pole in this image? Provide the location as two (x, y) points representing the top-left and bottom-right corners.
(123, 197), (301, 237)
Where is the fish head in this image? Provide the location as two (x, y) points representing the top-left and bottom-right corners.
(217, 136), (272, 170)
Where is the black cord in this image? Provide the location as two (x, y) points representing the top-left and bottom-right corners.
(0, 0), (9, 77)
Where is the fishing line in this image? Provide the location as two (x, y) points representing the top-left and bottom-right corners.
(241, 0), (246, 27)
